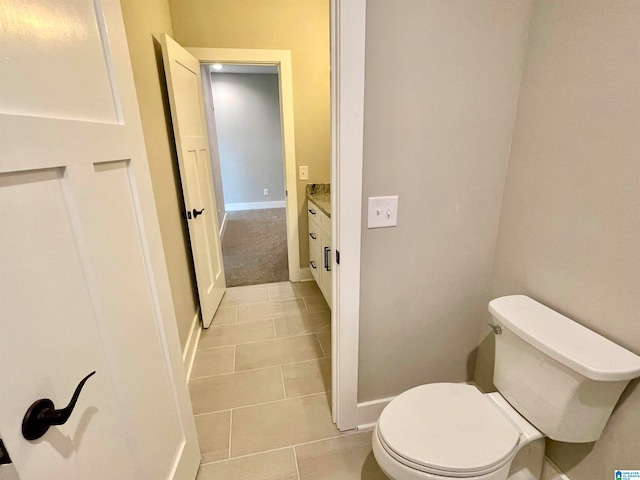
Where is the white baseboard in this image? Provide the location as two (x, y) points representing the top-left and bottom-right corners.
(541, 457), (569, 480)
(182, 308), (202, 381)
(225, 201), (286, 211)
(298, 267), (314, 282)
(355, 384), (471, 431)
(220, 212), (227, 239)
(356, 396), (395, 430)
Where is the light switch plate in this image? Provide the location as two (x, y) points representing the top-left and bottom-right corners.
(368, 196), (399, 228)
(299, 166), (309, 180)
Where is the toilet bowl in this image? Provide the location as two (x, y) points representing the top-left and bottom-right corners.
(372, 383), (544, 480)
(372, 295), (640, 480)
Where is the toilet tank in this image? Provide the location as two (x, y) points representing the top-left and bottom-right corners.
(489, 295), (640, 443)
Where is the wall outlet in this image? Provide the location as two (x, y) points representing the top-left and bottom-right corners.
(264, 188), (269, 196)
(367, 196), (399, 228)
(299, 166), (309, 180)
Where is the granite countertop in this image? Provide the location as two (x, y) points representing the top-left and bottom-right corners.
(306, 183), (331, 217)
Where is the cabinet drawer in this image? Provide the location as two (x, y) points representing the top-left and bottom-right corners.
(308, 220), (321, 252)
(309, 201), (331, 235)
(308, 205), (320, 224)
(319, 210), (331, 234)
(309, 243), (321, 281)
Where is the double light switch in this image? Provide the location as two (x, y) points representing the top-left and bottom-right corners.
(367, 196), (399, 228)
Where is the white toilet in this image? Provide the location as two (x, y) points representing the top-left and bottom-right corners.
(373, 295), (640, 480)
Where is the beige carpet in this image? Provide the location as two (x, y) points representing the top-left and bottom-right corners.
(221, 208), (289, 287)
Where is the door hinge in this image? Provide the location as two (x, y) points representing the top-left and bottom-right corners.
(0, 439), (12, 465)
(336, 250), (340, 265)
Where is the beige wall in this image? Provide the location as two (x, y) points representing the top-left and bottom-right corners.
(358, 0), (533, 402)
(121, 0), (199, 350)
(168, 0), (331, 268)
(482, 1), (640, 477)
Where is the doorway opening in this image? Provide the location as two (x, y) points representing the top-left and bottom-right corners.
(201, 63), (288, 286)
(194, 49), (302, 287)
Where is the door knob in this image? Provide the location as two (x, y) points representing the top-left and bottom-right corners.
(192, 208), (205, 218)
(22, 371), (96, 441)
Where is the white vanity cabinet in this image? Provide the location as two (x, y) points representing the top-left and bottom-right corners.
(308, 200), (332, 307)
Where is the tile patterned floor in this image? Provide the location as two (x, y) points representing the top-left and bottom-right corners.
(190, 281), (388, 479)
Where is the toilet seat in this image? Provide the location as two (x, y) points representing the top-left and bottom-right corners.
(376, 383), (521, 477)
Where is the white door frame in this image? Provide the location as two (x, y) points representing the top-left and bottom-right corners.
(187, 48), (302, 282)
(186, 2), (368, 430)
(331, 0), (366, 430)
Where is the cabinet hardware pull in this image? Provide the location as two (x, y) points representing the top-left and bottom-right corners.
(324, 247), (331, 272)
(309, 209), (316, 215)
(309, 233), (317, 240)
(310, 260), (317, 269)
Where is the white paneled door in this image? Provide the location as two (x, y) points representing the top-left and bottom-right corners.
(160, 34), (226, 328)
(0, 1), (199, 479)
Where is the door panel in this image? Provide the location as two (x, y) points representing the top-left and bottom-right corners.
(0, 168), (135, 479)
(0, 1), (199, 479)
(66, 161), (185, 478)
(161, 34), (226, 328)
(0, 0), (120, 123)
(172, 64), (206, 137)
(184, 149), (215, 289)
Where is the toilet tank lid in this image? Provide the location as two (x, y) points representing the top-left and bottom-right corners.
(489, 295), (640, 382)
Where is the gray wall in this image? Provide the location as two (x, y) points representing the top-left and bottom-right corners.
(210, 73), (285, 207)
(358, 0), (533, 402)
(480, 1), (640, 478)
